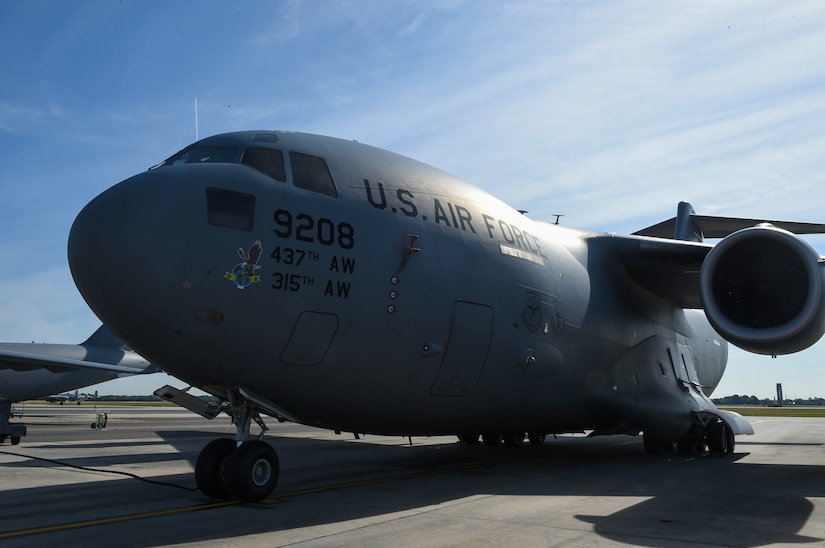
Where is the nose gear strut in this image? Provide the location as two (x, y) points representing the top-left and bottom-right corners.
(228, 390), (269, 443)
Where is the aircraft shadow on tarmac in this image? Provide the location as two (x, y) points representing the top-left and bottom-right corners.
(1, 431), (823, 546)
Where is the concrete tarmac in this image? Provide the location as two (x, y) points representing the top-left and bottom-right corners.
(1, 404), (824, 547)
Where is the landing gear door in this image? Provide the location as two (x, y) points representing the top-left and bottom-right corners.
(675, 343), (703, 396)
(430, 302), (494, 396)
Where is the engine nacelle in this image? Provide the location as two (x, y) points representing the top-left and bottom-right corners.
(699, 225), (825, 355)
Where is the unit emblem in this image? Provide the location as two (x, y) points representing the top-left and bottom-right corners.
(225, 240), (263, 289)
(522, 292), (543, 333)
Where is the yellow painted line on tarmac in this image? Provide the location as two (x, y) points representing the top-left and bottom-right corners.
(0, 500), (236, 540)
(0, 452), (539, 539)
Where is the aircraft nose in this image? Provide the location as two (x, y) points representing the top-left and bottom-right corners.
(68, 169), (191, 338)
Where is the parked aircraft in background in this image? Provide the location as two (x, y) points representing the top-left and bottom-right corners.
(67, 130), (825, 502)
(45, 391), (95, 404)
(0, 325), (156, 444)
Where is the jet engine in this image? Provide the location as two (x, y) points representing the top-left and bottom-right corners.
(699, 225), (825, 355)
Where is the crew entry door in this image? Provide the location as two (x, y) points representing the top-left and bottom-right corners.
(430, 302), (494, 396)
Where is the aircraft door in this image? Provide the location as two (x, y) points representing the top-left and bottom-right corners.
(430, 302), (494, 396)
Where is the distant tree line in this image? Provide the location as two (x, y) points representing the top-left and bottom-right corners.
(89, 395), (165, 402)
(713, 395), (825, 406)
(73, 394), (218, 403)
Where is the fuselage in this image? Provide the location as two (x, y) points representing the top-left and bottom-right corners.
(68, 131), (727, 437)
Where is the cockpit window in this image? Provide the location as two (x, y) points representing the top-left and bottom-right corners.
(289, 152), (338, 198)
(206, 187), (255, 231)
(162, 142), (338, 198)
(167, 145), (240, 165)
(241, 147), (286, 181)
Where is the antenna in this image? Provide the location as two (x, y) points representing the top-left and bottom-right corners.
(194, 97), (199, 141)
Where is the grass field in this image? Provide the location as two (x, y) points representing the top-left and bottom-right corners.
(718, 406), (825, 418)
(27, 400), (176, 407)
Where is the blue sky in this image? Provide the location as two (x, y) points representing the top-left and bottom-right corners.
(2, 1), (825, 398)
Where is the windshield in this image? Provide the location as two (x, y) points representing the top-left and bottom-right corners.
(165, 145), (240, 165)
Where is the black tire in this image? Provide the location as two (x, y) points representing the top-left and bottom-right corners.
(195, 438), (236, 500)
(725, 424), (736, 454)
(227, 440), (280, 503)
(502, 432), (526, 446)
(676, 436), (704, 456)
(706, 421), (728, 456)
(457, 433), (480, 445)
(482, 433), (501, 446)
(11, 436), (20, 446)
(528, 432), (546, 446)
(0, 435), (7, 444)
(643, 432), (663, 455)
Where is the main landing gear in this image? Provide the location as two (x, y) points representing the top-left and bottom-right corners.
(643, 418), (735, 457)
(457, 431), (547, 446)
(194, 394), (279, 503)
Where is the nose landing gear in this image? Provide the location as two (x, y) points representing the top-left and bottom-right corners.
(155, 384), (283, 502)
(192, 392), (279, 502)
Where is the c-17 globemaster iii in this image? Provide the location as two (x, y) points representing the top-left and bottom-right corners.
(67, 130), (825, 502)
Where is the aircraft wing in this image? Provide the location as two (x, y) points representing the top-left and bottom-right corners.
(587, 234), (712, 309)
(0, 347), (153, 374)
(599, 206), (825, 309)
(634, 210), (825, 239)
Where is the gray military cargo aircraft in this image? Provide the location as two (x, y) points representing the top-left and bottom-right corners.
(66, 130), (825, 502)
(0, 325), (156, 444)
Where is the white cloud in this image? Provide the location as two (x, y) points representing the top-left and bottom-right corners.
(253, 0), (303, 44)
(400, 12), (427, 37)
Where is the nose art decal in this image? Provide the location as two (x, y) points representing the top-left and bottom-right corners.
(225, 240), (263, 289)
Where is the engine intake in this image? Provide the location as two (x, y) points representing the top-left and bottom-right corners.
(699, 225), (825, 355)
